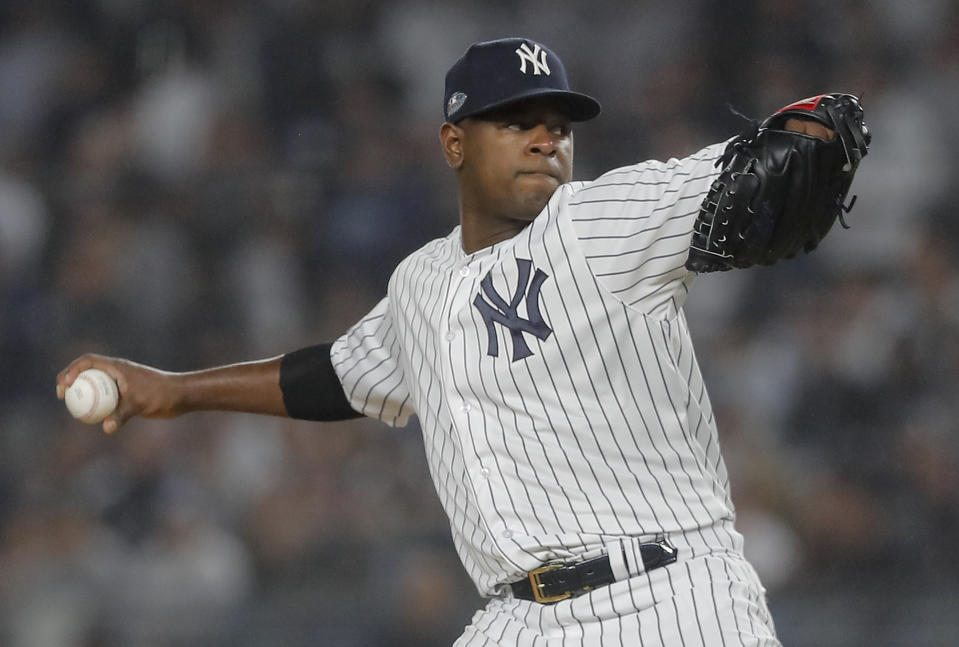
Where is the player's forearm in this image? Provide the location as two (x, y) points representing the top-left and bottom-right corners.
(178, 346), (360, 420)
(172, 357), (288, 417)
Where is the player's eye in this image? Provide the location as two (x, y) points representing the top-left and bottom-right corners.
(506, 122), (525, 131)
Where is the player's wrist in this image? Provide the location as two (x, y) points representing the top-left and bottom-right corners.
(162, 371), (193, 417)
(124, 365), (189, 419)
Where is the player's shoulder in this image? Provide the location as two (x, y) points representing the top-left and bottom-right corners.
(409, 227), (461, 264)
(582, 142), (726, 188)
(388, 227), (461, 288)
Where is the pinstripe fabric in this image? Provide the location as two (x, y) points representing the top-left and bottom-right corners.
(331, 142), (780, 644)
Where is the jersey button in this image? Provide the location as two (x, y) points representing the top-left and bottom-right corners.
(459, 266), (470, 277)
(446, 331), (456, 342)
(479, 467), (490, 479)
(502, 530), (513, 539)
(461, 402), (472, 413)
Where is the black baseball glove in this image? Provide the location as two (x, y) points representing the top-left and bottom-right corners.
(685, 93), (871, 273)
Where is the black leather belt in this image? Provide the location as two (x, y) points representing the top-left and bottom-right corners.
(510, 538), (678, 604)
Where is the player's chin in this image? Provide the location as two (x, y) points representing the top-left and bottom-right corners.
(515, 181), (559, 217)
(512, 197), (550, 222)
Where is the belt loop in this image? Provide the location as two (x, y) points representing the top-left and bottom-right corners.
(626, 537), (647, 576)
(603, 538), (631, 581)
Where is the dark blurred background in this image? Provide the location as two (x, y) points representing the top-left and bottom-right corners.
(2, 0), (958, 645)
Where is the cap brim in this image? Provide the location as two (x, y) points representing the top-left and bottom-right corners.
(452, 88), (601, 123)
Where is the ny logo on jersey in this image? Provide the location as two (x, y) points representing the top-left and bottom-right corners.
(473, 258), (552, 362)
(515, 43), (550, 76)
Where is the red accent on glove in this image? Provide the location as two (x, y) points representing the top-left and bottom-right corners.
(775, 94), (827, 114)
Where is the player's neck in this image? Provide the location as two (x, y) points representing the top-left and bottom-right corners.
(460, 213), (529, 254)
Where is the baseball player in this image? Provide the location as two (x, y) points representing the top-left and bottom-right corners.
(57, 38), (868, 646)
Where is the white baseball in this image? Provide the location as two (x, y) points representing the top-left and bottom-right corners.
(65, 369), (119, 424)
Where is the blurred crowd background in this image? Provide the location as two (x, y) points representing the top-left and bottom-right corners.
(1, 0), (958, 645)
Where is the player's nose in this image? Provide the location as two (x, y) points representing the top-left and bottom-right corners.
(526, 124), (558, 157)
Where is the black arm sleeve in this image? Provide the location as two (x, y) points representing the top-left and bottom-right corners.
(279, 343), (363, 421)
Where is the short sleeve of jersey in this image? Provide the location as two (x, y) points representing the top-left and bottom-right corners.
(330, 297), (414, 427)
(568, 142), (726, 315)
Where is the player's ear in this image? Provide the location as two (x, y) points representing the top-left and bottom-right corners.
(440, 122), (465, 169)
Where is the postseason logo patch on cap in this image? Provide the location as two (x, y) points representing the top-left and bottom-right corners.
(447, 91), (468, 118)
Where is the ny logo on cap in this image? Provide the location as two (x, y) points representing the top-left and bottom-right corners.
(473, 258), (552, 362)
(515, 43), (550, 76)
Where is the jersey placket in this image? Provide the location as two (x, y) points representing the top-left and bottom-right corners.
(441, 251), (523, 560)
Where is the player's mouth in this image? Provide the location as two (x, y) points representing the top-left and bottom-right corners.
(517, 170), (560, 183)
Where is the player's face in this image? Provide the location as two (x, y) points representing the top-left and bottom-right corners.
(452, 98), (574, 225)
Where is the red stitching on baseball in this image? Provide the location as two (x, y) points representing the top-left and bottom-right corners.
(78, 374), (100, 420)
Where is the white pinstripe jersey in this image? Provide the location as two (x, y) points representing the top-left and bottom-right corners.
(332, 141), (745, 598)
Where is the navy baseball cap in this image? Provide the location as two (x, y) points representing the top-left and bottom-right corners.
(444, 38), (601, 123)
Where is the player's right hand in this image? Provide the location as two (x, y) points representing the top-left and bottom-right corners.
(56, 354), (181, 434)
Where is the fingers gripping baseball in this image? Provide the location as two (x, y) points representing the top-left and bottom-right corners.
(57, 354), (180, 434)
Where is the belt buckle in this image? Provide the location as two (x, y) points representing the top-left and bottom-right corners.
(529, 564), (572, 604)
